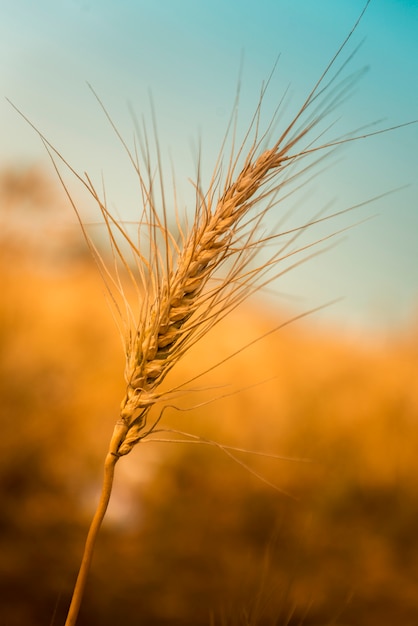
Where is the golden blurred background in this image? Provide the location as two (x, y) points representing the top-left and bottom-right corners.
(1, 167), (418, 625)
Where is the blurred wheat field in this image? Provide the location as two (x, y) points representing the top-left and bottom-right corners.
(1, 167), (418, 625)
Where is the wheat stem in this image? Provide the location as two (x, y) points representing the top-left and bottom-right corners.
(64, 422), (127, 626)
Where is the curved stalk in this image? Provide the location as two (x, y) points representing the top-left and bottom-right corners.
(64, 422), (127, 626)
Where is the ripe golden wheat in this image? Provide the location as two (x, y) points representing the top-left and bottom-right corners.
(118, 129), (318, 455)
(9, 2), (416, 624)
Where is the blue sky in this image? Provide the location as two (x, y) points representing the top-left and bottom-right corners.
(1, 0), (417, 335)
